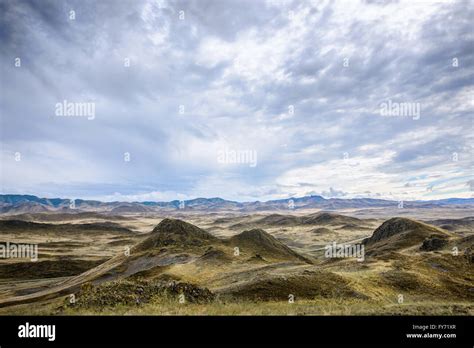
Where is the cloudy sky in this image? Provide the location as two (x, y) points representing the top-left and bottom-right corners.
(0, 0), (473, 202)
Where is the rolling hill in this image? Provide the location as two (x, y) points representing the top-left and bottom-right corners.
(363, 217), (456, 255)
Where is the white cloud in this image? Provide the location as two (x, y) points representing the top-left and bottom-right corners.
(0, 0), (472, 201)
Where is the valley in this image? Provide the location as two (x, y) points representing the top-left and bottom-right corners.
(0, 196), (472, 315)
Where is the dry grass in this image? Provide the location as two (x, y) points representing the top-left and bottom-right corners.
(0, 211), (472, 316)
(1, 295), (471, 316)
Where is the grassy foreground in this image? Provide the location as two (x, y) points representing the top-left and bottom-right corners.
(1, 295), (472, 316)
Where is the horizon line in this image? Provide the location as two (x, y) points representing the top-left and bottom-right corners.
(1, 193), (473, 205)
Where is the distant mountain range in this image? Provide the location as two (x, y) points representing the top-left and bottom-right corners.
(1, 194), (473, 214)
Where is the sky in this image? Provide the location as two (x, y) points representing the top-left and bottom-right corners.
(0, 0), (473, 202)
